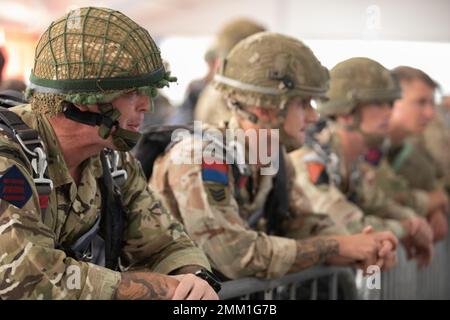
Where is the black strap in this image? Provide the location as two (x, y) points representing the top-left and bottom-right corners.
(263, 150), (289, 235)
(57, 215), (104, 265)
(133, 124), (194, 180)
(62, 102), (110, 127)
(0, 108), (42, 161)
(0, 90), (27, 108)
(98, 150), (126, 270)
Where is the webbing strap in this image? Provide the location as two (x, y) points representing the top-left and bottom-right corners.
(0, 107), (52, 221)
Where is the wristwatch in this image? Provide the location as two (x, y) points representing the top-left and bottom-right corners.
(195, 268), (222, 293)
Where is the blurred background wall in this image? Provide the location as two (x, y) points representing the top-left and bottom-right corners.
(0, 0), (449, 103)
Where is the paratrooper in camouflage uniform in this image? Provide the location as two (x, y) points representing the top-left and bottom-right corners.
(0, 7), (217, 300)
(148, 33), (398, 280)
(289, 58), (434, 267)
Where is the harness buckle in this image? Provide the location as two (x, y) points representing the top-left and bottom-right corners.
(104, 149), (128, 183)
(31, 147), (54, 190)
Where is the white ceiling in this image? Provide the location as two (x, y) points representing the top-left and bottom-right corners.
(0, 0), (449, 41)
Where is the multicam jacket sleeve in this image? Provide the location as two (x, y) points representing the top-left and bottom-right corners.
(150, 137), (297, 280)
(372, 159), (430, 217)
(118, 152), (210, 274)
(289, 148), (410, 239)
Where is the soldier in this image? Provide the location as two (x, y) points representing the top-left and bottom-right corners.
(419, 96), (450, 195)
(147, 33), (398, 280)
(377, 66), (448, 241)
(193, 18), (267, 127)
(166, 47), (219, 125)
(0, 7), (218, 300)
(289, 58), (433, 267)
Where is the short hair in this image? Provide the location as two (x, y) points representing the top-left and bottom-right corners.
(392, 66), (439, 90)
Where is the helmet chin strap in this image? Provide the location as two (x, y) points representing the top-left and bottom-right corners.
(336, 108), (387, 150)
(62, 102), (142, 152)
(231, 100), (301, 150)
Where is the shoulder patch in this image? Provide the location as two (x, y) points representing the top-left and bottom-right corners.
(204, 182), (230, 205)
(365, 148), (383, 166)
(306, 162), (329, 185)
(0, 165), (32, 208)
(201, 160), (229, 185)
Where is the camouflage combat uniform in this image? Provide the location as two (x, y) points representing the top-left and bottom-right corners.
(371, 140), (437, 216)
(0, 104), (209, 300)
(194, 83), (232, 126)
(289, 122), (415, 239)
(148, 32), (338, 279)
(288, 57), (421, 240)
(152, 122), (291, 279)
(417, 104), (450, 194)
(0, 7), (209, 300)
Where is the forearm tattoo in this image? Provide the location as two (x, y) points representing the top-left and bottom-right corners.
(114, 272), (172, 300)
(289, 237), (340, 273)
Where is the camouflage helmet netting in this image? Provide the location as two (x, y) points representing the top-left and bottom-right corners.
(27, 7), (176, 115)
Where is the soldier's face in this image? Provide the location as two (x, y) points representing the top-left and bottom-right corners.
(391, 79), (436, 134)
(358, 102), (392, 137)
(79, 91), (151, 149)
(283, 97), (318, 144)
(112, 91), (151, 133)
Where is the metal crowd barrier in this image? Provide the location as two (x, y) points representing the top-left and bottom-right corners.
(219, 235), (450, 300)
(379, 236), (450, 299)
(219, 266), (358, 300)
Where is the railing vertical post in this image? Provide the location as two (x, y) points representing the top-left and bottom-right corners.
(310, 279), (318, 300)
(329, 273), (338, 300)
(289, 284), (297, 300)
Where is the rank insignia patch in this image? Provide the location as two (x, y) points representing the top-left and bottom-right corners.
(205, 183), (229, 205)
(0, 165), (32, 208)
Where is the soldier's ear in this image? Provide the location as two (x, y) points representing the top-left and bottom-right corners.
(252, 106), (275, 120)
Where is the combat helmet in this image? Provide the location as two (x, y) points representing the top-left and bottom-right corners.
(213, 32), (329, 149)
(317, 57), (401, 118)
(26, 7), (176, 151)
(214, 18), (266, 59)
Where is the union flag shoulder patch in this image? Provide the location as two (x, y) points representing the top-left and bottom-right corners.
(0, 165), (32, 208)
(201, 159), (229, 185)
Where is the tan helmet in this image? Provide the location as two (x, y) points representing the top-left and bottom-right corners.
(317, 57), (401, 117)
(213, 32), (329, 150)
(214, 18), (266, 59)
(214, 32), (329, 112)
(26, 7), (176, 151)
